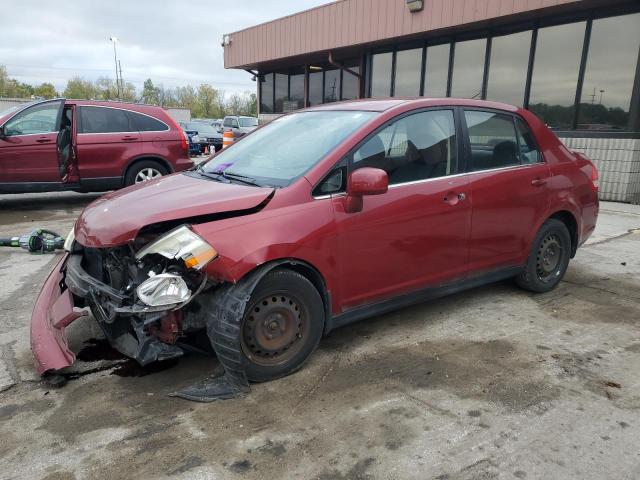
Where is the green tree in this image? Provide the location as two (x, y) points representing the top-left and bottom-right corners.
(0, 65), (8, 97)
(94, 77), (118, 100)
(63, 77), (96, 99)
(195, 84), (223, 118)
(33, 82), (58, 99)
(141, 78), (160, 104)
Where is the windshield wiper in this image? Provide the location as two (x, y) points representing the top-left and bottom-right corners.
(210, 170), (263, 187)
(194, 166), (230, 183)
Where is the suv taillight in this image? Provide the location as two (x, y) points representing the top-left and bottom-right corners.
(590, 161), (599, 191)
(180, 130), (189, 152)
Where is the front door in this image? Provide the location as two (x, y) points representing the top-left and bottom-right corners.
(0, 99), (64, 183)
(333, 109), (471, 310)
(462, 110), (551, 272)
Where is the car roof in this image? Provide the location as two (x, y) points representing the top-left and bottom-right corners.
(305, 97), (520, 113)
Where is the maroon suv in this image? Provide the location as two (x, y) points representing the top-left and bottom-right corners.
(0, 99), (193, 193)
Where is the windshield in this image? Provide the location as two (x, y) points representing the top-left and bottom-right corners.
(239, 117), (258, 127)
(187, 122), (216, 134)
(201, 110), (376, 187)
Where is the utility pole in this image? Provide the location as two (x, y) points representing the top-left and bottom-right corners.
(118, 60), (124, 98)
(110, 36), (121, 99)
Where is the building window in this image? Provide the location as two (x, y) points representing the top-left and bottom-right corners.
(451, 38), (487, 99)
(274, 73), (288, 113)
(260, 73), (274, 114)
(324, 69), (341, 103)
(289, 73), (305, 110)
(578, 13), (640, 131)
(309, 70), (323, 106)
(342, 61), (360, 100)
(424, 44), (450, 97)
(394, 48), (423, 96)
(371, 52), (393, 97)
(529, 21), (586, 129)
(487, 30), (532, 106)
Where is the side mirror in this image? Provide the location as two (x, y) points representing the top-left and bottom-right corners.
(0, 125), (5, 139)
(348, 167), (388, 196)
(345, 167), (388, 213)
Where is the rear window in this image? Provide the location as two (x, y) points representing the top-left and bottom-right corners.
(239, 117), (258, 127)
(130, 111), (168, 131)
(79, 106), (135, 134)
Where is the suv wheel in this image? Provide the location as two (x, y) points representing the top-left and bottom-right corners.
(240, 270), (324, 382)
(516, 218), (571, 293)
(125, 160), (167, 186)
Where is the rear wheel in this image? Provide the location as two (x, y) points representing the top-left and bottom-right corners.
(516, 219), (571, 293)
(240, 270), (324, 382)
(125, 160), (167, 186)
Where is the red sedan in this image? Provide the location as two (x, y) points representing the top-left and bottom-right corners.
(31, 98), (598, 399)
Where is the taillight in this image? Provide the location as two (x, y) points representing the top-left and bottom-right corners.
(590, 162), (599, 191)
(180, 130), (189, 152)
(165, 114), (189, 153)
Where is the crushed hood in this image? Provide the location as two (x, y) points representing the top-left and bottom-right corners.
(75, 172), (274, 247)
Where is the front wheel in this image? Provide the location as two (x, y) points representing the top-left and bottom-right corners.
(516, 218), (571, 293)
(240, 270), (324, 382)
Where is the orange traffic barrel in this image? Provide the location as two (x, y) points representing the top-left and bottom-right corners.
(223, 130), (234, 149)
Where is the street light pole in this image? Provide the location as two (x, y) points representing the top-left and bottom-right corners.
(109, 36), (120, 99)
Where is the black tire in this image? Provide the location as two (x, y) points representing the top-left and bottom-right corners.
(516, 218), (571, 293)
(240, 269), (324, 382)
(124, 160), (168, 186)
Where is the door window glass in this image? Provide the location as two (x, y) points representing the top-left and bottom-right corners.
(353, 110), (456, 185)
(79, 106), (134, 134)
(465, 111), (520, 171)
(4, 101), (61, 136)
(130, 111), (168, 131)
(515, 118), (541, 164)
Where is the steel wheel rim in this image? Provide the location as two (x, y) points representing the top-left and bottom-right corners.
(135, 167), (162, 183)
(241, 293), (309, 367)
(536, 233), (563, 282)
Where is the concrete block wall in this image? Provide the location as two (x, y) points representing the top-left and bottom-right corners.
(560, 137), (640, 204)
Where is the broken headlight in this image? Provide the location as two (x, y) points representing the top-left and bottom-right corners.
(137, 273), (191, 306)
(135, 225), (217, 270)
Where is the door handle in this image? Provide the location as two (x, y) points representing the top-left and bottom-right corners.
(531, 178), (547, 187)
(443, 191), (466, 206)
(122, 136), (138, 141)
(36, 138), (52, 143)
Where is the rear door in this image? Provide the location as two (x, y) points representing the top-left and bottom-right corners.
(462, 109), (550, 273)
(0, 99), (64, 183)
(76, 105), (141, 181)
(128, 109), (173, 159)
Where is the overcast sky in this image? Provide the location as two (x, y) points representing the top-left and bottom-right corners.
(0, 0), (329, 95)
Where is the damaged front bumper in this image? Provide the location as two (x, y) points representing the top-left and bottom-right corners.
(31, 253), (187, 375)
(31, 254), (87, 375)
